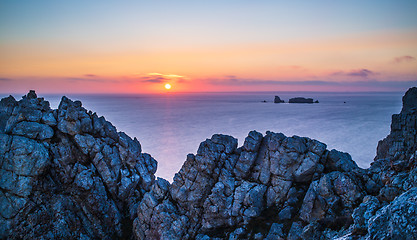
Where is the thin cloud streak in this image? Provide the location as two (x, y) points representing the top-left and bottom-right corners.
(205, 76), (417, 89)
(65, 77), (118, 83)
(43, 73), (189, 85)
(208, 78), (340, 86)
(393, 56), (416, 63)
(331, 69), (376, 78)
(139, 73), (188, 83)
(84, 74), (98, 78)
(140, 77), (165, 83)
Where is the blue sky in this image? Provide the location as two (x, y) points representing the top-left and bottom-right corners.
(0, 0), (416, 93)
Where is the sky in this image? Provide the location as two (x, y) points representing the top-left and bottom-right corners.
(1, 0), (417, 93)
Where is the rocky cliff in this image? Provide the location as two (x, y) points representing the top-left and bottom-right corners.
(0, 88), (416, 239)
(0, 91), (157, 239)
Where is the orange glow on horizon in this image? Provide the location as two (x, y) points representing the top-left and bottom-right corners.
(1, 1), (417, 94)
(1, 30), (416, 81)
(0, 31), (416, 94)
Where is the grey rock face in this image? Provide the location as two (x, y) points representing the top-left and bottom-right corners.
(1, 87), (416, 239)
(376, 86), (417, 163)
(352, 195), (380, 234)
(0, 91), (157, 239)
(0, 134), (49, 221)
(402, 86), (417, 113)
(12, 121), (54, 140)
(0, 95), (17, 132)
(368, 187), (417, 239)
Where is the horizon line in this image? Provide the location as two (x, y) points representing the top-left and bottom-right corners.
(0, 89), (407, 97)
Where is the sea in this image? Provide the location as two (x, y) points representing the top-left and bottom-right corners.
(3, 92), (404, 181)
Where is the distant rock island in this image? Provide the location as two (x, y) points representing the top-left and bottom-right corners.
(289, 97), (319, 104)
(274, 96), (285, 103)
(274, 96), (319, 103)
(0, 88), (416, 239)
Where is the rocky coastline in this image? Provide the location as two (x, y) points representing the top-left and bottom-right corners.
(0, 88), (416, 239)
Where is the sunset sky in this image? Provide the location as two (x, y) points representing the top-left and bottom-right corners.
(1, 0), (416, 93)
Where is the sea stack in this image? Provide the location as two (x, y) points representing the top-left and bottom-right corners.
(274, 96), (285, 103)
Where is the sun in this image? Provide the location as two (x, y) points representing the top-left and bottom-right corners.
(164, 83), (172, 90)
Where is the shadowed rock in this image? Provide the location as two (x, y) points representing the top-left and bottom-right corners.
(402, 87), (417, 113)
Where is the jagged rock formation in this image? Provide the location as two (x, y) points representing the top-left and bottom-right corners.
(134, 131), (365, 239)
(0, 90), (157, 239)
(0, 87), (416, 239)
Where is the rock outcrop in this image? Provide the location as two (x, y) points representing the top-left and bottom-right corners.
(274, 96), (285, 103)
(289, 97), (318, 104)
(0, 87), (416, 239)
(134, 131), (367, 240)
(0, 91), (157, 239)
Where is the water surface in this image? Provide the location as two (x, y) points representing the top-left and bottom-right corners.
(4, 92), (402, 181)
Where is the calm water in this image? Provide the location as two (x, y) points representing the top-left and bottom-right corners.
(4, 92), (403, 181)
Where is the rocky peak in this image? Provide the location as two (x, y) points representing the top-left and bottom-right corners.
(402, 86), (417, 113)
(375, 87), (417, 164)
(25, 90), (37, 99)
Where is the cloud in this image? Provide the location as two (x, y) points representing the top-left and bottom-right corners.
(62, 73), (188, 84)
(347, 80), (417, 88)
(393, 56), (415, 63)
(140, 76), (165, 83)
(205, 76), (417, 90)
(210, 78), (338, 86)
(65, 77), (116, 83)
(207, 76), (339, 86)
(139, 73), (187, 83)
(331, 69), (376, 78)
(84, 74), (98, 78)
(0, 77), (12, 81)
(347, 69), (375, 77)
